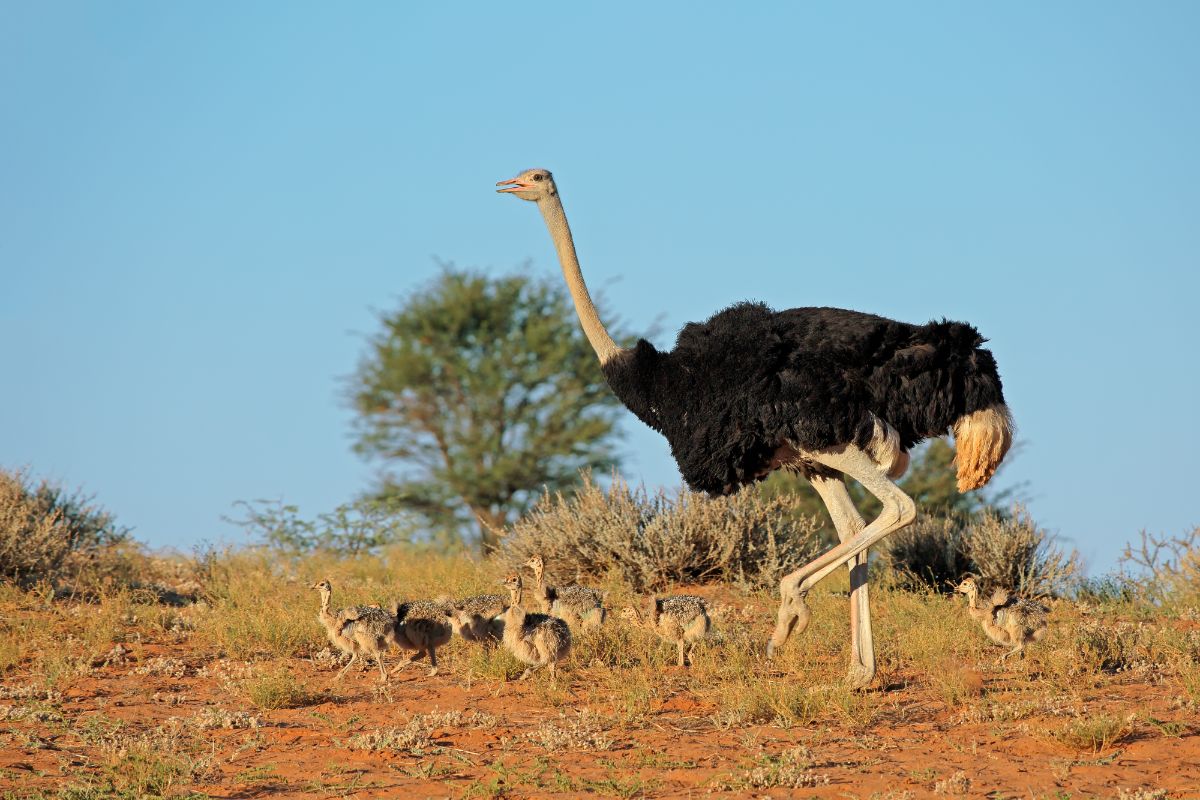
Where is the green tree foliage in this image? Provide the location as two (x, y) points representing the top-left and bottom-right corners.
(348, 266), (627, 552)
(227, 497), (419, 556)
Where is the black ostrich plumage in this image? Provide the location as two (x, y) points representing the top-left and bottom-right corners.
(600, 302), (1006, 495)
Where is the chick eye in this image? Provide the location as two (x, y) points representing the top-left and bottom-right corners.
(532, 174), (544, 182)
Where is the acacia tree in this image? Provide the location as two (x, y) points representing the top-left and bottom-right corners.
(349, 266), (626, 553)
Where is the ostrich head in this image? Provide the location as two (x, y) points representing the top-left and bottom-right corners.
(496, 168), (557, 202)
(310, 579), (332, 594)
(522, 554), (545, 578)
(953, 575), (980, 600)
(500, 572), (523, 606)
(443, 604), (469, 630)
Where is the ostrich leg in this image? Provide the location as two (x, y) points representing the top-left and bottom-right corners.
(809, 474), (874, 686)
(768, 446), (916, 686)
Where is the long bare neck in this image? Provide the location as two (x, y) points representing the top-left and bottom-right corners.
(536, 195), (622, 365)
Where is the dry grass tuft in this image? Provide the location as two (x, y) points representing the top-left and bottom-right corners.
(933, 770), (971, 795)
(524, 710), (616, 751)
(345, 717), (437, 754)
(1049, 712), (1139, 752)
(236, 664), (317, 710)
(715, 746), (830, 791)
(189, 707), (261, 730)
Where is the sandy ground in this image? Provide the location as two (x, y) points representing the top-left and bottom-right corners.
(1, 602), (1198, 799)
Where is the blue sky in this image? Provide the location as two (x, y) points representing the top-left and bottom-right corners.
(2, 3), (1197, 572)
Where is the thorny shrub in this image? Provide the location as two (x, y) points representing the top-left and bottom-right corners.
(0, 468), (133, 589)
(495, 472), (823, 591)
(1119, 527), (1200, 613)
(878, 505), (1079, 597)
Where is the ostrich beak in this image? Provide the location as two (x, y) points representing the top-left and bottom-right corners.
(496, 177), (529, 193)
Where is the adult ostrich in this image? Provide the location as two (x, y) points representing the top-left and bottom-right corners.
(497, 168), (1013, 687)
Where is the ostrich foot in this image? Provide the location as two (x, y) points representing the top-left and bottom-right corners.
(845, 660), (875, 690)
(999, 646), (1024, 662)
(766, 590), (811, 658)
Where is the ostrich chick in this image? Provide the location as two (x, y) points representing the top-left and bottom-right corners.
(620, 595), (711, 668)
(523, 554), (606, 629)
(500, 573), (571, 680)
(954, 576), (1049, 660)
(445, 593), (507, 646)
(311, 579), (398, 681)
(390, 598), (454, 677)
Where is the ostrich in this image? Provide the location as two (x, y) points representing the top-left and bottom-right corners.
(497, 168), (1014, 687)
(619, 595), (711, 668)
(954, 576), (1049, 661)
(499, 573), (572, 680)
(523, 554), (606, 629)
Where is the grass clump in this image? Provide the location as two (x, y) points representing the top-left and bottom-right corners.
(497, 472), (822, 591)
(69, 717), (213, 798)
(238, 664), (316, 710)
(1049, 712), (1138, 752)
(191, 552), (323, 659)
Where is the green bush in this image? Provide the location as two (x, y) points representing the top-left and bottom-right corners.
(496, 472), (823, 591)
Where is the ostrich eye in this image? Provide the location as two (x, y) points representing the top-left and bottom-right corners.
(532, 174), (544, 182)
